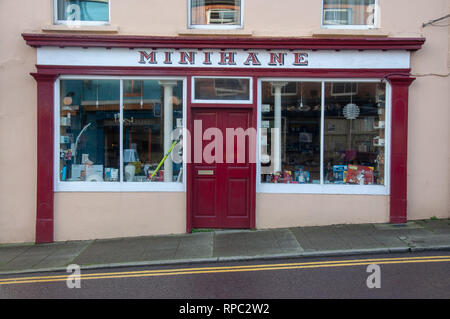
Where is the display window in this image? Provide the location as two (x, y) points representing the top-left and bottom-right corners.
(259, 79), (389, 194)
(189, 0), (242, 29)
(57, 77), (185, 191)
(260, 81), (322, 184)
(54, 0), (110, 24)
(324, 82), (386, 185)
(322, 0), (377, 28)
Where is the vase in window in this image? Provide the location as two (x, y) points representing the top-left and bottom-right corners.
(125, 164), (136, 182)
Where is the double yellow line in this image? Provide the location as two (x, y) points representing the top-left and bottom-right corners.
(0, 255), (449, 286)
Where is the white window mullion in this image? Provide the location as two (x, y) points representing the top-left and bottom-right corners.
(320, 81), (325, 185)
(119, 79), (124, 183)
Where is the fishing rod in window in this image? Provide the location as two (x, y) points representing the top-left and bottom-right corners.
(148, 134), (182, 181)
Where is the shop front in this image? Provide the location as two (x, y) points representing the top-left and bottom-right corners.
(23, 34), (424, 243)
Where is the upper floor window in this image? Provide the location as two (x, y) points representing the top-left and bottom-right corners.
(322, 0), (377, 29)
(189, 0), (242, 29)
(54, 0), (110, 25)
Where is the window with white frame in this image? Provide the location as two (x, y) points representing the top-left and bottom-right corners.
(58, 78), (184, 187)
(193, 77), (251, 103)
(260, 80), (387, 191)
(322, 0), (377, 28)
(54, 0), (110, 24)
(189, 0), (242, 28)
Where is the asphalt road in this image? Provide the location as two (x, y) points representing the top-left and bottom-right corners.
(0, 251), (449, 300)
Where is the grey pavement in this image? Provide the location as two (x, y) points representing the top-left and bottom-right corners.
(0, 219), (449, 275)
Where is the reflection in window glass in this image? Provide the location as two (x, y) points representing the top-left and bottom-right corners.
(191, 0), (241, 26)
(194, 78), (250, 101)
(56, 0), (109, 22)
(59, 80), (120, 182)
(123, 80), (183, 183)
(323, 0), (375, 26)
(261, 81), (322, 184)
(324, 82), (385, 185)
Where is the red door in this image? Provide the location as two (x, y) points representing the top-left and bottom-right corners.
(190, 108), (255, 229)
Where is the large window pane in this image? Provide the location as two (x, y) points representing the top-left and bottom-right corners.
(59, 79), (120, 182)
(261, 81), (322, 184)
(191, 0), (241, 26)
(56, 0), (109, 22)
(324, 82), (385, 185)
(323, 0), (376, 26)
(123, 80), (183, 183)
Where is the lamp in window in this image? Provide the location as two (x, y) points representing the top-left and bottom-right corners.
(343, 103), (360, 120)
(124, 149), (139, 163)
(124, 149), (139, 182)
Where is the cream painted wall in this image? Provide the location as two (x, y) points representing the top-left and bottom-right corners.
(0, 1), (50, 243)
(0, 0), (448, 243)
(256, 194), (389, 229)
(54, 193), (186, 241)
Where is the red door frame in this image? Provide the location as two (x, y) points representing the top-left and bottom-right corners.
(189, 107), (256, 230)
(186, 75), (258, 231)
(24, 34), (424, 242)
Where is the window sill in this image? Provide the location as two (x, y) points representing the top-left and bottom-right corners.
(42, 24), (119, 33)
(257, 183), (389, 195)
(312, 28), (389, 38)
(178, 29), (253, 36)
(54, 181), (185, 192)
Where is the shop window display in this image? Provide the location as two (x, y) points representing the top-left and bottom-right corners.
(324, 82), (385, 185)
(59, 79), (183, 183)
(260, 81), (386, 186)
(261, 81), (322, 184)
(59, 79), (120, 182)
(123, 80), (183, 183)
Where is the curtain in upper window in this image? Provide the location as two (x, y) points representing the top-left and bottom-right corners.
(56, 0), (109, 22)
(191, 0), (241, 26)
(323, 0), (376, 26)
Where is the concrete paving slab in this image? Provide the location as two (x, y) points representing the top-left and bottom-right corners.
(405, 234), (450, 249)
(299, 225), (341, 235)
(175, 232), (213, 259)
(0, 245), (32, 266)
(415, 219), (450, 234)
(273, 230), (304, 251)
(139, 248), (177, 261)
(32, 241), (92, 269)
(340, 236), (384, 250)
(213, 229), (302, 257)
(371, 235), (411, 249)
(72, 238), (147, 265)
(0, 244), (62, 271)
(334, 224), (379, 236)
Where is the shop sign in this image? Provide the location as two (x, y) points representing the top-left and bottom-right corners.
(138, 50), (308, 67)
(36, 47), (410, 69)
